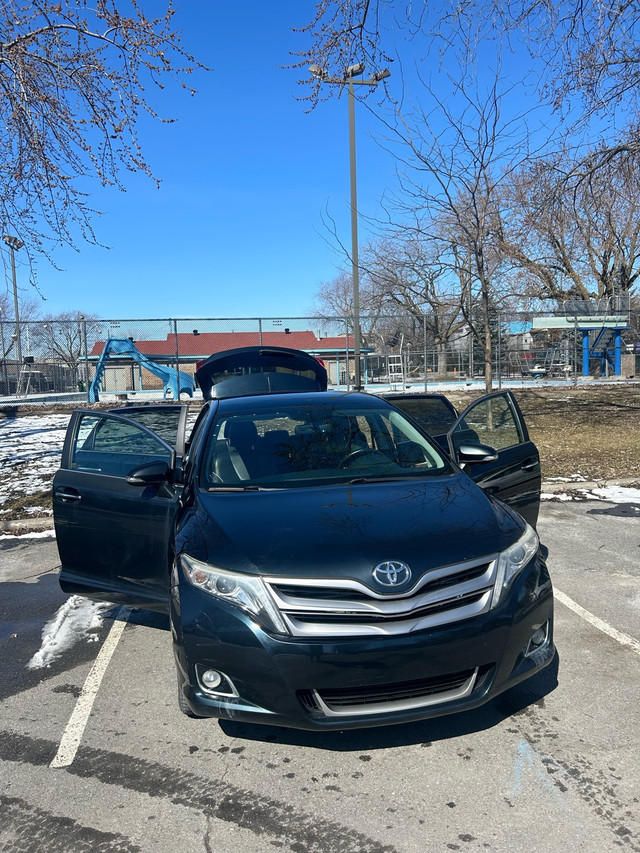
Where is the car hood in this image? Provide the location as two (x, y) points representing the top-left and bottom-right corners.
(189, 473), (523, 586)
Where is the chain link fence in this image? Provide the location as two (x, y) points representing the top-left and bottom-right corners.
(1, 309), (638, 399)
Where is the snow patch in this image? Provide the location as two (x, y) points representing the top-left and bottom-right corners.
(541, 492), (579, 501)
(588, 485), (640, 503)
(0, 529), (55, 541)
(542, 485), (640, 504)
(0, 414), (70, 509)
(27, 595), (114, 669)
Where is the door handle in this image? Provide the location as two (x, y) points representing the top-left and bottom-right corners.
(521, 461), (538, 472)
(56, 488), (81, 503)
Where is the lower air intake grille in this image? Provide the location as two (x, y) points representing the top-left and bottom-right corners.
(298, 665), (493, 717)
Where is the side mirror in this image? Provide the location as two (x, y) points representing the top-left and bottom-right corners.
(457, 442), (499, 464)
(126, 460), (171, 485)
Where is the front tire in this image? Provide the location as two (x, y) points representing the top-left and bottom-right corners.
(176, 667), (202, 718)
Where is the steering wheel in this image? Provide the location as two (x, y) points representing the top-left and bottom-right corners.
(338, 449), (385, 468)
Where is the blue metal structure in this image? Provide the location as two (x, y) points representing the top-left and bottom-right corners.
(89, 338), (195, 402)
(582, 327), (625, 377)
(532, 298), (630, 377)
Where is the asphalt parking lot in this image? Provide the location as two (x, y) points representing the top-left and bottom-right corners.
(1, 501), (639, 853)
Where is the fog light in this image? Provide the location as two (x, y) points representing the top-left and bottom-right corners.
(201, 669), (222, 689)
(531, 627), (546, 646)
(525, 621), (549, 657)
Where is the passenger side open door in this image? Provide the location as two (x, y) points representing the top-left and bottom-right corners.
(447, 391), (541, 527)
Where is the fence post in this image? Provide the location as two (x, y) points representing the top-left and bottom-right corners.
(173, 319), (180, 400)
(497, 310), (502, 390)
(344, 319), (350, 390)
(0, 317), (8, 394)
(82, 317), (90, 403)
(423, 314), (428, 392)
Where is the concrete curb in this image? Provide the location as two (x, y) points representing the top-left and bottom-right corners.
(0, 517), (54, 532)
(541, 477), (640, 493)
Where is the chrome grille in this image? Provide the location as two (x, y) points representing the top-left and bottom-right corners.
(264, 555), (497, 638)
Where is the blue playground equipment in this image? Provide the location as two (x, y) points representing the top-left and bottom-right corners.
(531, 298), (630, 377)
(89, 338), (195, 402)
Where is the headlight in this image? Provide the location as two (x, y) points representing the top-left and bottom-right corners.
(180, 554), (289, 635)
(491, 524), (539, 608)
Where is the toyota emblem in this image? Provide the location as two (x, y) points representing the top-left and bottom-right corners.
(372, 560), (412, 587)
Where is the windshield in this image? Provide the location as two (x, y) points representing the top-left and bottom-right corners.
(200, 401), (452, 489)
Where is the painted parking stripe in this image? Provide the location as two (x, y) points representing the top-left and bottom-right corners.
(554, 588), (640, 656)
(50, 607), (130, 769)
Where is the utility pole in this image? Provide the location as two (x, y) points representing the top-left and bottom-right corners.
(308, 63), (390, 391)
(2, 234), (25, 393)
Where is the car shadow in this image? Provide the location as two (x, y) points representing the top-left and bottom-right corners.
(218, 654), (559, 750)
(587, 504), (640, 518)
(125, 608), (170, 631)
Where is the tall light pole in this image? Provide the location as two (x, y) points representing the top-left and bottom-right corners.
(2, 234), (25, 377)
(309, 63), (390, 390)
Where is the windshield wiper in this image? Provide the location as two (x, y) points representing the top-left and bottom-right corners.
(207, 485), (265, 492)
(348, 476), (418, 484)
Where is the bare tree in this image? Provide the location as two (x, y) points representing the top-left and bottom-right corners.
(363, 238), (466, 375)
(0, 2), (204, 263)
(378, 67), (534, 390)
(0, 287), (42, 358)
(295, 1), (640, 170)
(35, 310), (102, 388)
(502, 149), (640, 302)
(313, 266), (390, 341)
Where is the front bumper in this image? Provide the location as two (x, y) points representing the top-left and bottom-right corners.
(170, 556), (555, 730)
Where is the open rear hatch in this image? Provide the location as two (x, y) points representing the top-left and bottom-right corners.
(195, 346), (328, 400)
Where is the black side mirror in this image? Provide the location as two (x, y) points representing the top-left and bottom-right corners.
(457, 442), (499, 464)
(126, 460), (171, 485)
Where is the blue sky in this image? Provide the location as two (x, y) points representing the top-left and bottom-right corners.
(5, 1), (400, 321)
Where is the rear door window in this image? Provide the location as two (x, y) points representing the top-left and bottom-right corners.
(70, 412), (173, 477)
(385, 395), (458, 436)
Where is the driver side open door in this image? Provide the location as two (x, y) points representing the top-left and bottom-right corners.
(53, 405), (188, 611)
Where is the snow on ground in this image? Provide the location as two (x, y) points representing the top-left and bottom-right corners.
(27, 594), (115, 669)
(0, 529), (56, 541)
(0, 413), (70, 511)
(541, 485), (640, 504)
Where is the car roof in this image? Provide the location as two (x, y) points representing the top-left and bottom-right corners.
(215, 390), (391, 413)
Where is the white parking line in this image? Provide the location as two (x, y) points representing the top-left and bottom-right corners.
(554, 588), (640, 656)
(50, 607), (130, 769)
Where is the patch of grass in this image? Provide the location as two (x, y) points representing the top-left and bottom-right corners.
(0, 489), (53, 519)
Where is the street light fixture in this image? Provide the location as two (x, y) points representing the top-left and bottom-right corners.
(2, 234), (25, 389)
(309, 62), (390, 390)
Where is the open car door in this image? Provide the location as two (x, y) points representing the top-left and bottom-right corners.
(447, 391), (541, 528)
(53, 405), (188, 611)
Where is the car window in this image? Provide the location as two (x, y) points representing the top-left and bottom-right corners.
(387, 396), (458, 436)
(201, 401), (452, 489)
(450, 394), (523, 452)
(109, 406), (184, 447)
(70, 413), (172, 477)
